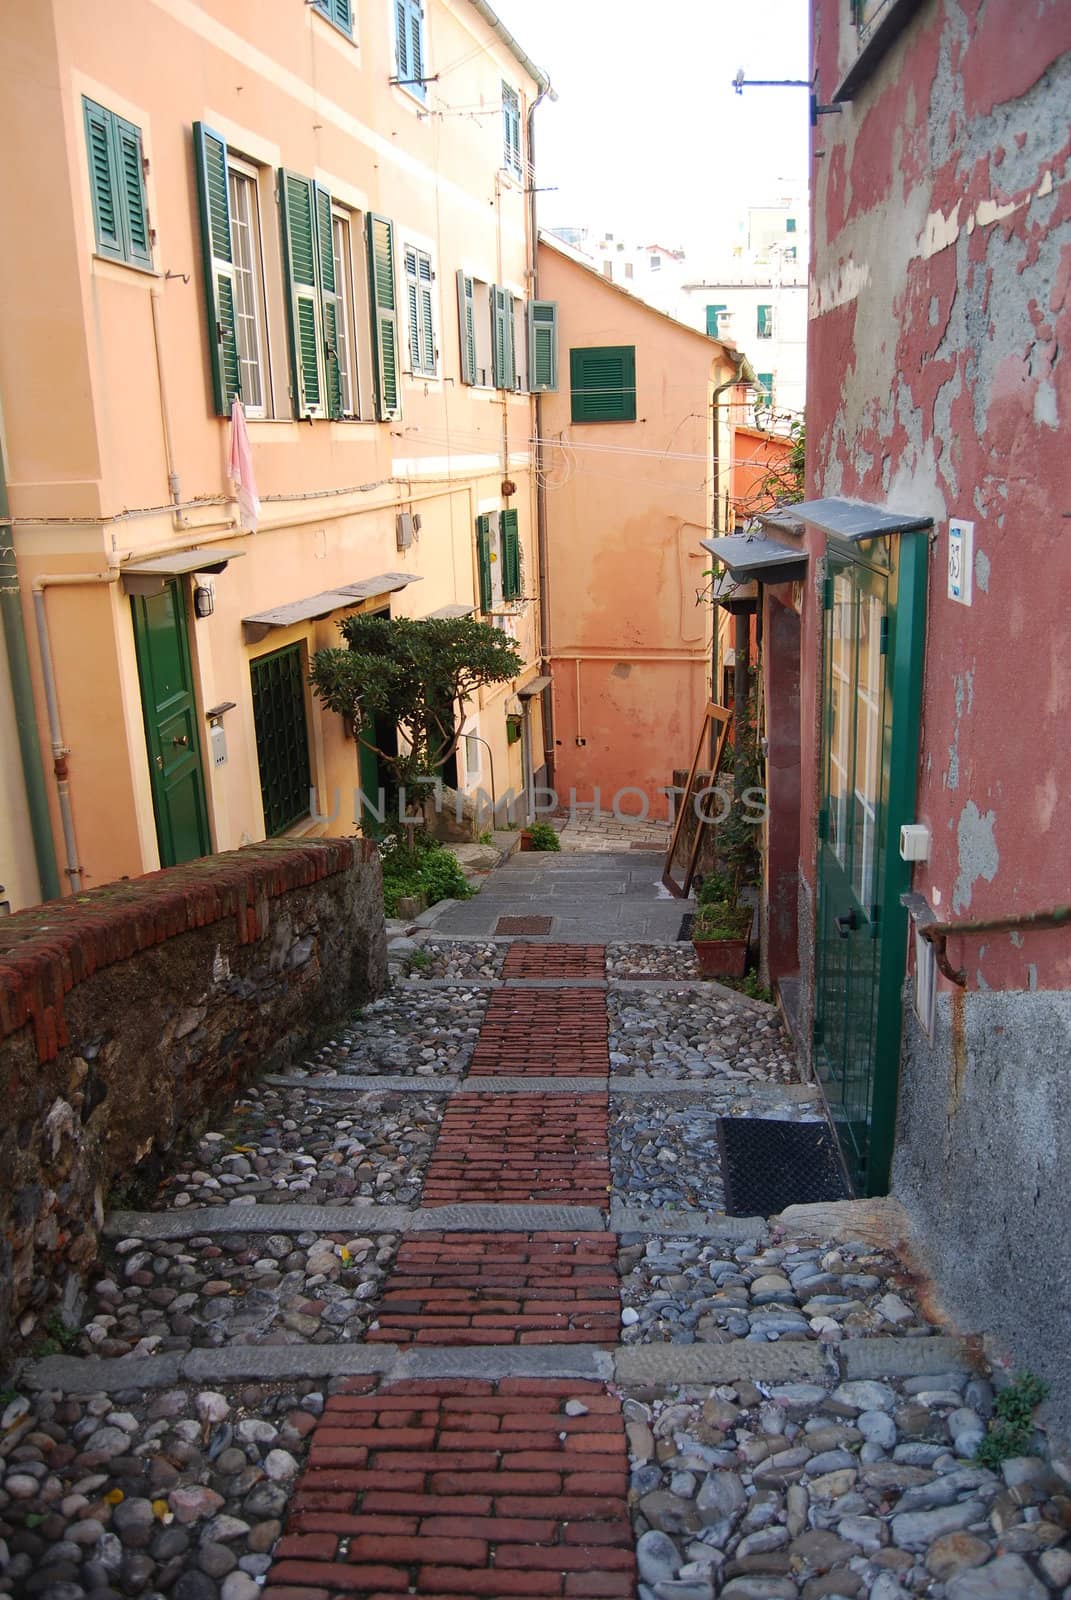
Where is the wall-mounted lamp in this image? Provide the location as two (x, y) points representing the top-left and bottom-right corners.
(193, 578), (216, 618)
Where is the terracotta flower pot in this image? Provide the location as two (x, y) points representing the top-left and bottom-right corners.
(693, 936), (749, 978)
(519, 830), (534, 851)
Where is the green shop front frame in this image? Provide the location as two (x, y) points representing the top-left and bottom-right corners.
(813, 524), (927, 1194)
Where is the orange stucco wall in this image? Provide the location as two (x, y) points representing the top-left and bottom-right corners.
(538, 242), (737, 820)
(732, 426), (793, 526)
(1, 0), (545, 899)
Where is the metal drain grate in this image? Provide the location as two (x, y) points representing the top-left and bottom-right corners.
(496, 915), (553, 936)
(716, 1117), (850, 1216)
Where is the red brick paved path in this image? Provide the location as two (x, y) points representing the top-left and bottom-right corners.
(367, 1233), (620, 1346)
(266, 944), (637, 1597)
(469, 989), (610, 1076)
(421, 1094), (611, 1205)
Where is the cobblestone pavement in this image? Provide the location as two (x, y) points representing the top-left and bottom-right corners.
(3, 921), (1068, 1600)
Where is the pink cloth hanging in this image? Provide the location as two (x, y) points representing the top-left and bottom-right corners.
(228, 396), (260, 533)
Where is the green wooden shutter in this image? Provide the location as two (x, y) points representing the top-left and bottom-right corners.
(501, 508), (520, 600)
(193, 123), (240, 416)
(367, 213), (400, 418)
(528, 301), (558, 392)
(394, 0), (409, 79)
(570, 346), (636, 423)
(408, 0), (426, 97)
(491, 286), (514, 389)
(457, 270), (476, 384)
(115, 116), (152, 269)
(419, 253), (435, 375)
(757, 304), (773, 337)
(84, 98), (123, 261)
(756, 371), (774, 407)
(315, 183), (342, 419)
(313, 0), (352, 34)
(705, 303), (726, 337)
(280, 170), (324, 417)
(476, 515), (494, 613)
(502, 85), (522, 176)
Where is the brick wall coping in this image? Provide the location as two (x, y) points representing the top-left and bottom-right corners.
(0, 836), (371, 1062)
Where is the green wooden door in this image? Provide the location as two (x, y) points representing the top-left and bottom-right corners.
(131, 580), (211, 867)
(814, 534), (926, 1194)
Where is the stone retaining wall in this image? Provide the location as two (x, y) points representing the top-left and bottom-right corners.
(0, 837), (386, 1354)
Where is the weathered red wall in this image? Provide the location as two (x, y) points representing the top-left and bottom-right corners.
(807, 0), (1071, 993)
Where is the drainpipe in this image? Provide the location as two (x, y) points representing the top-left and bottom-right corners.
(709, 353), (756, 761)
(527, 77), (555, 782)
(0, 439), (61, 902)
(32, 569), (120, 893)
(150, 286), (188, 531)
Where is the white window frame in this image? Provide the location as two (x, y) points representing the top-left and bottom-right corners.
(331, 206), (360, 417)
(404, 243), (437, 377)
(227, 156), (272, 417)
(472, 276), (493, 387)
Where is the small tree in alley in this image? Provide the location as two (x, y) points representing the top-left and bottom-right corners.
(309, 612), (522, 814)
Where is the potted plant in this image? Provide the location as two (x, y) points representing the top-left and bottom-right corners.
(519, 820), (561, 852)
(692, 870), (752, 977)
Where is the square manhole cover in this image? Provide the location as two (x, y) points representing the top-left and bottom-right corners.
(496, 915), (554, 935)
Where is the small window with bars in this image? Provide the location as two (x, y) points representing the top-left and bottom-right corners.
(250, 645), (312, 836)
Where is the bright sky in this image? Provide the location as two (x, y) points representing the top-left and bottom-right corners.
(489, 0), (811, 253)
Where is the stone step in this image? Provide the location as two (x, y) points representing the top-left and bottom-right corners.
(22, 1332), (979, 1394)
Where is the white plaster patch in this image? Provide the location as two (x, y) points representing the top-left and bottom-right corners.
(974, 196), (1021, 229)
(1033, 380), (1059, 428)
(809, 258), (871, 319)
(952, 801), (998, 914)
(974, 547), (990, 593)
(920, 204), (961, 260)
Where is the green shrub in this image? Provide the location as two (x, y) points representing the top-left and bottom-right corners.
(525, 821), (561, 851)
(975, 1372), (1048, 1468)
(380, 836), (472, 916)
(693, 899), (752, 941)
(698, 871), (732, 905)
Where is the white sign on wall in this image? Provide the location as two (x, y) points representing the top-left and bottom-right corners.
(948, 518), (974, 606)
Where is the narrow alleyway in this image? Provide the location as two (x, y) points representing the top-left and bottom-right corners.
(3, 859), (1068, 1600)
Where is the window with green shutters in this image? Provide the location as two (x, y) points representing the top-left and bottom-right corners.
(250, 645), (312, 836)
(756, 371), (774, 408)
(502, 84), (522, 178)
(705, 304), (727, 337)
(311, 0), (353, 37)
(404, 245), (436, 376)
(786, 216), (797, 233)
(83, 97), (153, 271)
(475, 511), (521, 612)
(394, 0), (427, 98)
(757, 303), (774, 339)
(367, 213), (400, 418)
(528, 301), (558, 392)
(570, 346), (636, 423)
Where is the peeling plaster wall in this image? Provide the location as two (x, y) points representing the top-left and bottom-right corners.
(808, 0), (1071, 1384)
(897, 990), (1071, 1444)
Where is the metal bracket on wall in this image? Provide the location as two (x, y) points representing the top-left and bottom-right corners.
(916, 904), (1070, 987)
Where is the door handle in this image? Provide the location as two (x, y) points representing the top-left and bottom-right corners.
(171, 734), (189, 747)
(835, 909), (857, 938)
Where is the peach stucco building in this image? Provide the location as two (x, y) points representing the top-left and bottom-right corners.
(0, 0), (555, 907)
(537, 236), (749, 820)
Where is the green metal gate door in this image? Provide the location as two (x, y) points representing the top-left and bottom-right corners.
(131, 579), (211, 867)
(814, 533), (926, 1194)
